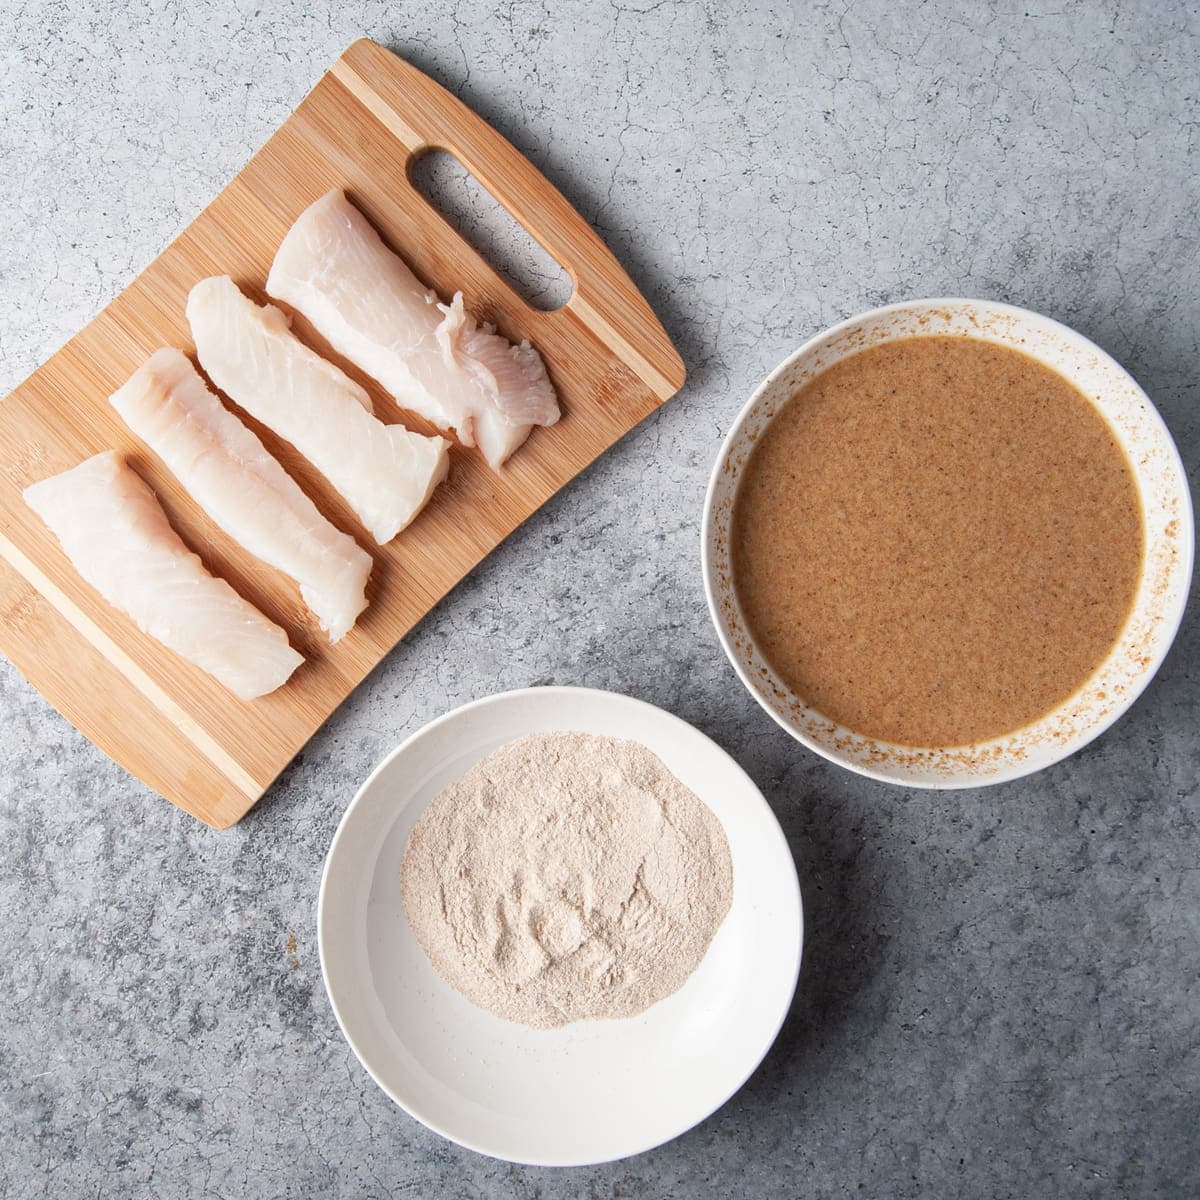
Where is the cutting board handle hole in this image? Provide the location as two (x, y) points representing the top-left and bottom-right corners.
(410, 148), (573, 313)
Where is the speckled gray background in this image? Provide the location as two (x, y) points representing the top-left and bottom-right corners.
(1, 1), (1197, 1196)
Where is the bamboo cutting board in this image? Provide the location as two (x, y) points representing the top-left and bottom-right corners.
(0, 39), (684, 828)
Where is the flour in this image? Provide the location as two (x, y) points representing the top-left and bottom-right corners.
(400, 732), (734, 1029)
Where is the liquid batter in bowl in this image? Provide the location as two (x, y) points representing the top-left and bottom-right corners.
(731, 335), (1144, 749)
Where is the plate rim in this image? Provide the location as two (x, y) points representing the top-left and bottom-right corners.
(317, 684), (805, 1167)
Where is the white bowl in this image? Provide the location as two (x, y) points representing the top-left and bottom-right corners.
(701, 298), (1193, 788)
(317, 686), (803, 1166)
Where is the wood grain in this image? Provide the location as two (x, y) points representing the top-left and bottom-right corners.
(0, 39), (684, 829)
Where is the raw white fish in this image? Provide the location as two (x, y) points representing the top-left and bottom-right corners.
(23, 452), (302, 700)
(110, 348), (371, 642)
(266, 189), (560, 470)
(186, 276), (450, 545)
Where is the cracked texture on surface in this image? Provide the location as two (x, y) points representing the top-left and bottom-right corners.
(1, 0), (1198, 1196)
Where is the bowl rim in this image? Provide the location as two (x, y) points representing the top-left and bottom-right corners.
(700, 295), (1195, 789)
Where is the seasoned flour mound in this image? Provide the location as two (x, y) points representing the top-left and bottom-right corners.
(400, 731), (734, 1029)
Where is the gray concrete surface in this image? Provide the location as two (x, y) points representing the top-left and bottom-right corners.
(1, 1), (1197, 1196)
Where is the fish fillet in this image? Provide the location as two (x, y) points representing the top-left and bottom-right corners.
(266, 189), (561, 470)
(23, 452), (302, 700)
(110, 348), (371, 642)
(187, 275), (450, 545)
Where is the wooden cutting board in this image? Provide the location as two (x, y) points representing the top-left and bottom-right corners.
(0, 39), (684, 828)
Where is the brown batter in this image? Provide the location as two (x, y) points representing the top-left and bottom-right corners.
(732, 335), (1143, 748)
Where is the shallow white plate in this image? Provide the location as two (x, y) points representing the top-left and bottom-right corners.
(318, 686), (803, 1166)
(702, 297), (1194, 788)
